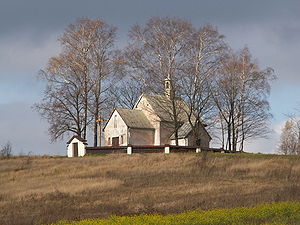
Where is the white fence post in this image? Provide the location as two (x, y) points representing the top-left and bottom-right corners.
(127, 145), (132, 155)
(164, 145), (170, 154)
(196, 147), (201, 153)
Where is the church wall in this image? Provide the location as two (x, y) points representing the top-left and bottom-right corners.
(129, 128), (155, 145)
(135, 96), (161, 145)
(160, 121), (175, 145)
(187, 124), (211, 148)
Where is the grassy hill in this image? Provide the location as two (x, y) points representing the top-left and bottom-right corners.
(0, 152), (299, 225)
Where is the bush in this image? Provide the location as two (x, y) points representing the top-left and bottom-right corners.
(0, 141), (12, 158)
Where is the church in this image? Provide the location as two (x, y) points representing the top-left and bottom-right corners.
(103, 77), (211, 147)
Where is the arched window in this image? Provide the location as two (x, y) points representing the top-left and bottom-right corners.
(108, 137), (111, 145)
(114, 115), (117, 128)
(165, 81), (170, 89)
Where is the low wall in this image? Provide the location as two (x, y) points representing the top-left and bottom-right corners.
(86, 145), (227, 155)
(86, 146), (127, 154)
(132, 145), (165, 153)
(170, 145), (200, 153)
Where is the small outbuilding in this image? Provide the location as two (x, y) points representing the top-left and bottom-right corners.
(67, 136), (87, 157)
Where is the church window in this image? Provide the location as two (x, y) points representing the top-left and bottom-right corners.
(166, 81), (170, 89)
(114, 115), (117, 128)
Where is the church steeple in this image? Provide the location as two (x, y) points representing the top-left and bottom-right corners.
(164, 75), (173, 99)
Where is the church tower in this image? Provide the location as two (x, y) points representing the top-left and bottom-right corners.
(164, 75), (174, 99)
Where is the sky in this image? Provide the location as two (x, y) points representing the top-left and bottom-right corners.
(0, 0), (300, 155)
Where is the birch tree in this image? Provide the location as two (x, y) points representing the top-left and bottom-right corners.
(213, 48), (274, 152)
(178, 25), (227, 145)
(35, 18), (117, 144)
(278, 117), (300, 155)
(123, 17), (193, 144)
(35, 52), (86, 140)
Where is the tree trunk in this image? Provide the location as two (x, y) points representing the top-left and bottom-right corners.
(227, 122), (231, 152)
(93, 116), (98, 147)
(83, 66), (88, 140)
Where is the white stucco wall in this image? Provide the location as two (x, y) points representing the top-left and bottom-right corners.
(104, 110), (128, 146)
(135, 96), (161, 145)
(67, 138), (87, 157)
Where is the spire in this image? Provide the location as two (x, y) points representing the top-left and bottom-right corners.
(164, 75), (173, 99)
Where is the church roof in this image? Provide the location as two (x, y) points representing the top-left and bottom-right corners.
(66, 136), (88, 144)
(169, 122), (193, 139)
(116, 108), (154, 129)
(140, 94), (191, 122)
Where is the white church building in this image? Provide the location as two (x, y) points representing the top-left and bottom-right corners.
(103, 78), (211, 147)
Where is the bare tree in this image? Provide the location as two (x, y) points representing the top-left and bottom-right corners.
(109, 79), (144, 109)
(1, 141), (12, 158)
(81, 19), (117, 146)
(278, 117), (300, 155)
(124, 17), (192, 92)
(35, 18), (117, 144)
(123, 17), (193, 144)
(179, 25), (228, 145)
(123, 18), (231, 145)
(212, 48), (275, 152)
(35, 52), (86, 140)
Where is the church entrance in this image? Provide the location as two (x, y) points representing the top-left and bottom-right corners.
(72, 143), (78, 157)
(112, 137), (119, 146)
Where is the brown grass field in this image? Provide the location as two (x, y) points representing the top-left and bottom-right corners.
(0, 152), (299, 225)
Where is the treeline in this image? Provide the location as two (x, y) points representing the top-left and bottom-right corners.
(35, 17), (275, 151)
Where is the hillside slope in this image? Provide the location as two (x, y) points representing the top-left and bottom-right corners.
(0, 153), (299, 225)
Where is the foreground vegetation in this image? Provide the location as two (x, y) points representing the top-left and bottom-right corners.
(0, 153), (299, 225)
(53, 202), (300, 225)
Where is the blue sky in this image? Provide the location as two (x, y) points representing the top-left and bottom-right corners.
(1, 0), (300, 155)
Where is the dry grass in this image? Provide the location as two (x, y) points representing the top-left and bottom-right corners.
(0, 153), (299, 225)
